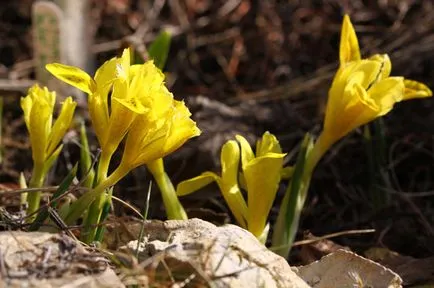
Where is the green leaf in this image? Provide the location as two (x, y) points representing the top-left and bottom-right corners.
(271, 133), (313, 257)
(94, 188), (113, 242)
(29, 164), (78, 231)
(148, 31), (172, 70)
(79, 121), (95, 188)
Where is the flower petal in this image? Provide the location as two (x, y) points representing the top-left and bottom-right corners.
(176, 172), (219, 196)
(256, 131), (282, 156)
(235, 135), (255, 169)
(221, 140), (241, 186)
(47, 96), (77, 156)
(403, 79), (433, 99)
(339, 14), (361, 65)
(244, 153), (285, 237)
(46, 63), (96, 94)
(368, 77), (405, 114)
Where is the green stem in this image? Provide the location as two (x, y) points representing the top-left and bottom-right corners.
(26, 162), (46, 220)
(305, 132), (334, 178)
(65, 165), (127, 225)
(148, 159), (187, 220)
(81, 149), (112, 242)
(81, 164), (128, 243)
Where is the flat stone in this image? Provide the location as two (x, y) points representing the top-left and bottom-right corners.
(295, 249), (402, 288)
(0, 231), (124, 288)
(121, 218), (310, 288)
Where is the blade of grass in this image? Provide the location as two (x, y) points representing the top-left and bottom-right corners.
(79, 121), (95, 188)
(136, 181), (152, 258)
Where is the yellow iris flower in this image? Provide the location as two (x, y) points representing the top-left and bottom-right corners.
(112, 99), (201, 181)
(236, 132), (286, 240)
(309, 15), (432, 169)
(177, 132), (286, 242)
(177, 140), (248, 228)
(21, 84), (76, 216)
(21, 84), (76, 170)
(46, 49), (149, 178)
(45, 50), (200, 230)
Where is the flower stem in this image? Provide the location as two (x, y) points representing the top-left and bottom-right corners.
(147, 159), (187, 220)
(81, 164), (127, 243)
(26, 162), (46, 221)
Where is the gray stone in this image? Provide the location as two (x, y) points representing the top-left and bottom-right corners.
(0, 231), (124, 288)
(121, 218), (310, 288)
(295, 249), (402, 288)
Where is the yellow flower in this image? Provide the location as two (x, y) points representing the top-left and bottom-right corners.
(177, 140), (248, 228)
(21, 84), (76, 167)
(177, 132), (287, 241)
(46, 49), (147, 160)
(118, 99), (201, 174)
(324, 55), (404, 143)
(312, 15), (432, 168)
(236, 132), (286, 239)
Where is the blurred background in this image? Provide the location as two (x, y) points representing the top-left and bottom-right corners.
(0, 0), (433, 263)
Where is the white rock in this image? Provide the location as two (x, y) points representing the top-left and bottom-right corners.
(121, 218), (310, 288)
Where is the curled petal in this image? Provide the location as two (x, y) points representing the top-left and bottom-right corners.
(403, 79), (433, 99)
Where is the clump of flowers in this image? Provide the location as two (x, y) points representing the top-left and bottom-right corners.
(21, 84), (76, 218)
(46, 48), (200, 242)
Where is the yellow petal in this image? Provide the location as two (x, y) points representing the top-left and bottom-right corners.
(112, 94), (147, 114)
(88, 92), (109, 146)
(163, 101), (201, 154)
(235, 135), (255, 169)
(339, 15), (361, 65)
(403, 79), (432, 99)
(102, 99), (139, 155)
(94, 57), (118, 96)
(221, 140), (241, 186)
(20, 95), (33, 129)
(243, 153), (285, 237)
(28, 98), (52, 164)
(47, 97), (77, 156)
(176, 172), (219, 196)
(368, 77), (405, 114)
(369, 54), (392, 80)
(46, 63), (96, 94)
(220, 140), (248, 227)
(256, 131), (282, 156)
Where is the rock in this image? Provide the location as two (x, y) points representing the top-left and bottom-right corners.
(295, 249), (403, 288)
(0, 231), (124, 288)
(121, 218), (309, 288)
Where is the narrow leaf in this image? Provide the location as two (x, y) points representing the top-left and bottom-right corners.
(148, 31), (172, 70)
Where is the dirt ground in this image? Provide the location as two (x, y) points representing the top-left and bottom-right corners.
(1, 0), (433, 270)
